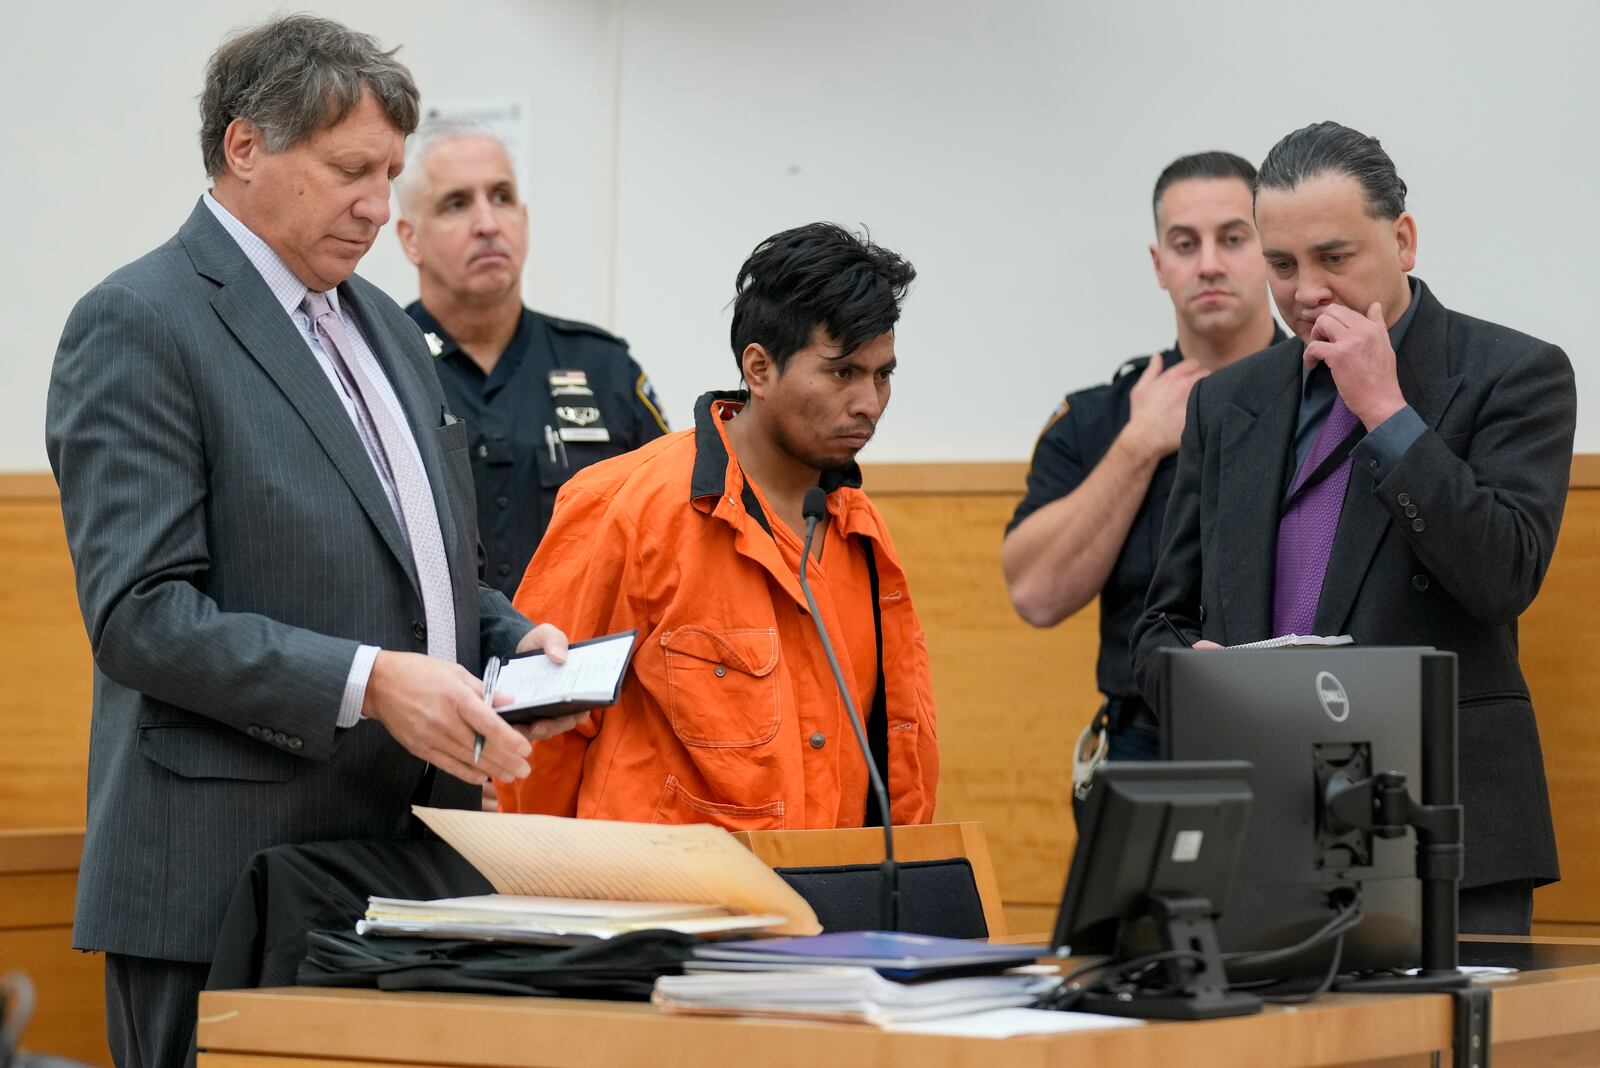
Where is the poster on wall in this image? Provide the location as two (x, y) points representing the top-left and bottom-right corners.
(418, 96), (536, 194)
(414, 96), (537, 295)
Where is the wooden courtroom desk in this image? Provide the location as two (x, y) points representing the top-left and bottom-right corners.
(195, 941), (1600, 1068)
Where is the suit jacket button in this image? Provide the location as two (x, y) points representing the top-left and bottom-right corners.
(1412, 518), (1425, 533)
(1404, 504), (1419, 518)
(246, 725), (261, 738)
(1397, 492), (1412, 506)
(273, 731), (288, 745)
(1412, 574), (1430, 592)
(288, 737), (303, 750)
(413, 621), (427, 640)
(809, 732), (826, 749)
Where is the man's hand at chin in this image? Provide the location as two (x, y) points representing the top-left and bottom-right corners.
(1304, 302), (1406, 429)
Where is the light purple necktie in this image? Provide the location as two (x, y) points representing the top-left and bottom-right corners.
(303, 291), (457, 664)
(1273, 394), (1361, 636)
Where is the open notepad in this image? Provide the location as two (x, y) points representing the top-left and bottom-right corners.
(1229, 633), (1354, 650)
(494, 630), (637, 722)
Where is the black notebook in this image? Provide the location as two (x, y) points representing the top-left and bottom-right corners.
(494, 630), (637, 723)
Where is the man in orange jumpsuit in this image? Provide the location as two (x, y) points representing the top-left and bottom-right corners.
(498, 222), (939, 830)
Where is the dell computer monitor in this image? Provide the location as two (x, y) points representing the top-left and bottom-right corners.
(1051, 760), (1254, 957)
(1156, 646), (1456, 980)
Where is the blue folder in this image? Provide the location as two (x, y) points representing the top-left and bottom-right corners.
(691, 930), (1048, 980)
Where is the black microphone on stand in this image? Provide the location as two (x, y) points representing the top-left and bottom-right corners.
(798, 485), (898, 932)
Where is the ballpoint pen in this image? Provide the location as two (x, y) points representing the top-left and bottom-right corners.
(473, 655), (501, 766)
(1159, 612), (1194, 648)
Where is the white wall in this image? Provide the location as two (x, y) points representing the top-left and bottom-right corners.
(1, 0), (618, 471)
(4, 0), (1594, 468)
(611, 0), (1597, 460)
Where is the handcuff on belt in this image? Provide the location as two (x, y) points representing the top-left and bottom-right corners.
(1072, 701), (1113, 800)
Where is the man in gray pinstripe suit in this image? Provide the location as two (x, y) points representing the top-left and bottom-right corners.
(45, 17), (585, 1065)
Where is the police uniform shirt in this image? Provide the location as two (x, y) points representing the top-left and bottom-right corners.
(408, 302), (669, 598)
(1008, 330), (1285, 700)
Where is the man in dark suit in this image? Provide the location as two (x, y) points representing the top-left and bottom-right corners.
(45, 16), (584, 1064)
(1133, 122), (1575, 935)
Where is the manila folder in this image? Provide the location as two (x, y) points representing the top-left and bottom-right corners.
(413, 806), (821, 935)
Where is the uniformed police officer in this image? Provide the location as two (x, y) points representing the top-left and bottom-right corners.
(1001, 151), (1283, 782)
(395, 119), (669, 599)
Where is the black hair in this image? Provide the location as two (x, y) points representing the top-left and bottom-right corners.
(1255, 122), (1407, 220)
(1151, 151), (1258, 228)
(730, 222), (915, 376)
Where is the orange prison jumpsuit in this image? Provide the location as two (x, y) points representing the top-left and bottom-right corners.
(497, 391), (939, 829)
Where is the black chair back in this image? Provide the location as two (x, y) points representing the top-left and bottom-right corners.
(774, 858), (988, 938)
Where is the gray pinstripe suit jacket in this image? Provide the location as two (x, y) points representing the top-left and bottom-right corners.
(46, 200), (531, 963)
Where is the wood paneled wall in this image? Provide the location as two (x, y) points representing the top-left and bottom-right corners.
(0, 830), (109, 1066)
(1516, 486), (1600, 923)
(0, 475), (91, 831)
(1, 465), (1596, 931)
(872, 487), (1096, 914)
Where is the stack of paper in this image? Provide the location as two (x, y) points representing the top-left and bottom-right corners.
(884, 1008), (1146, 1037)
(653, 966), (1057, 1025)
(358, 894), (789, 944)
(366, 808), (821, 946)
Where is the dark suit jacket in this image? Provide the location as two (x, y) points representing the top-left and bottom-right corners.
(1133, 280), (1575, 889)
(46, 201), (531, 962)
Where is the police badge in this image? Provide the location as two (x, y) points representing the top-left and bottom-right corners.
(549, 370), (611, 443)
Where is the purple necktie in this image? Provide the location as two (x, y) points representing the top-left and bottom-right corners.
(1273, 394), (1360, 636)
(303, 291), (457, 664)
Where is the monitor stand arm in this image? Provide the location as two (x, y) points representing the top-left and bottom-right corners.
(1324, 769), (1470, 993)
(1076, 894), (1262, 1020)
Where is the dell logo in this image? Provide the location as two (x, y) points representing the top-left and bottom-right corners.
(1315, 671), (1350, 722)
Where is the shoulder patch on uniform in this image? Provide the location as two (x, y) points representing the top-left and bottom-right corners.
(1114, 354), (1155, 380)
(636, 373), (670, 434)
(1037, 397), (1070, 439)
(547, 316), (626, 346)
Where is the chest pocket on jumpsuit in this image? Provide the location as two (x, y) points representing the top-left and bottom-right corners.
(662, 626), (782, 747)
